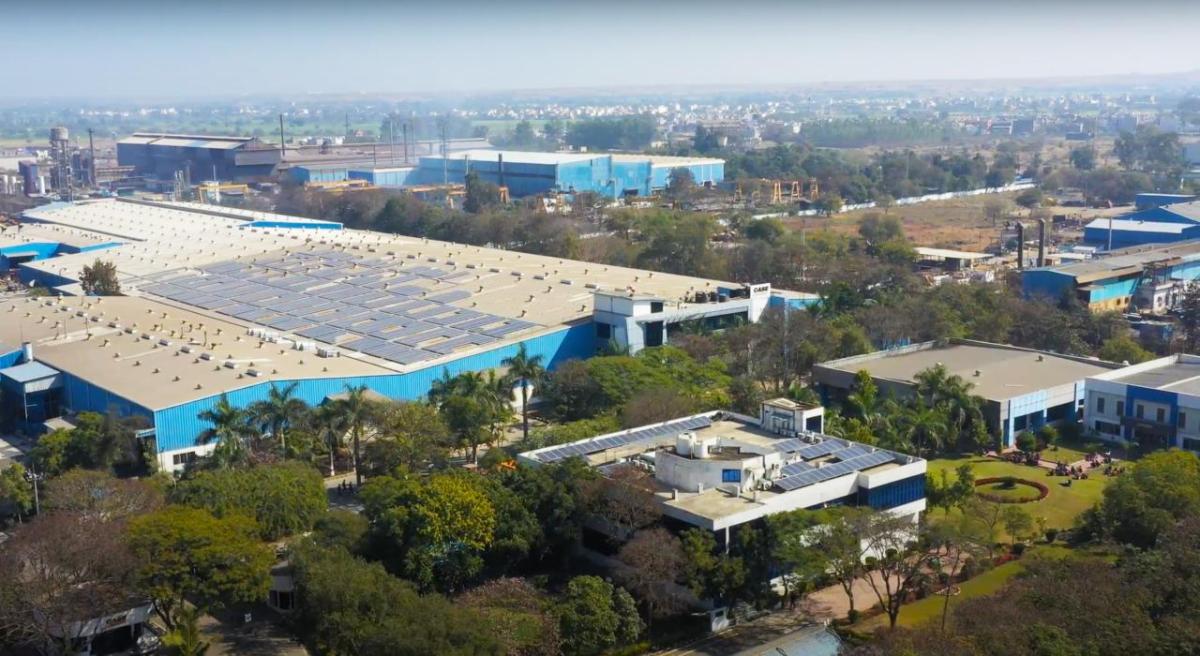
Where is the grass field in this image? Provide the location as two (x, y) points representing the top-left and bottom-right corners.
(927, 456), (1114, 535)
(852, 544), (1077, 631)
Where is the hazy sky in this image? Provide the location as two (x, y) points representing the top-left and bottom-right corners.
(3, 0), (1198, 99)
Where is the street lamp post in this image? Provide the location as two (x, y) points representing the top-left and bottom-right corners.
(24, 466), (43, 515)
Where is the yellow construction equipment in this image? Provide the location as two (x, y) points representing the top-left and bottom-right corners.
(304, 179), (374, 193)
(196, 181), (250, 203)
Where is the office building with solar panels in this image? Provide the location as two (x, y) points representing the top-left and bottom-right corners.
(2, 198), (816, 471)
(520, 398), (926, 542)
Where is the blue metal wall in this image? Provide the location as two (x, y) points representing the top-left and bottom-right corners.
(0, 348), (23, 369)
(860, 474), (925, 510)
(60, 370), (155, 422)
(1021, 269), (1078, 300)
(246, 220), (342, 231)
(348, 168), (415, 187)
(290, 166), (350, 184)
(1083, 225), (1199, 248)
(151, 322), (596, 453)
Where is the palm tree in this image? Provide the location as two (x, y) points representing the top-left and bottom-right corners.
(197, 394), (257, 468)
(311, 403), (347, 477)
(249, 382), (307, 453)
(502, 344), (545, 441)
(335, 385), (376, 486)
(902, 399), (950, 457)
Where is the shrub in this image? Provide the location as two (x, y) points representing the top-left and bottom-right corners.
(974, 477), (1050, 504)
(1012, 543), (1027, 556)
(1045, 528), (1059, 543)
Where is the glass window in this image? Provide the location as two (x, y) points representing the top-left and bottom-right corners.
(1136, 404), (1145, 419)
(1096, 397), (1106, 414)
(1157, 408), (1166, 423)
(1180, 412), (1188, 430)
(1184, 437), (1200, 452)
(595, 322), (612, 339)
(1117, 400), (1125, 416)
(721, 469), (741, 483)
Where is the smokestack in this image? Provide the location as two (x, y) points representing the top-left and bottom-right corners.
(279, 114), (286, 158)
(87, 128), (96, 186)
(1037, 218), (1047, 267)
(1016, 222), (1025, 269)
(498, 153), (505, 188)
(21, 342), (33, 363)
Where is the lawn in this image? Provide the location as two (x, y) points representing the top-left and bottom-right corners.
(927, 456), (1115, 535)
(853, 544), (1077, 632)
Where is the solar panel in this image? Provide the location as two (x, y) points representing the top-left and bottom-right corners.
(772, 439), (804, 453)
(780, 460), (814, 477)
(267, 316), (315, 331)
(797, 440), (846, 460)
(483, 321), (537, 337)
(774, 450), (896, 491)
(426, 289), (472, 304)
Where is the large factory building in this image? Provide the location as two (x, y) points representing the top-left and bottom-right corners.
(3, 199), (812, 471)
(289, 149), (726, 198)
(1021, 239), (1200, 313)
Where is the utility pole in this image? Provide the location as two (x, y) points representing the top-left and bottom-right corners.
(24, 466), (42, 515)
(87, 128), (96, 187)
(388, 117), (395, 165)
(278, 113), (286, 158)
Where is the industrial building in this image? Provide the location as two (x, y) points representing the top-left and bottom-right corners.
(118, 132), (490, 184)
(1021, 239), (1200, 313)
(812, 340), (1121, 447)
(519, 398), (926, 542)
(1084, 354), (1200, 451)
(290, 149), (725, 198)
(1084, 200), (1200, 249)
(2, 198), (813, 471)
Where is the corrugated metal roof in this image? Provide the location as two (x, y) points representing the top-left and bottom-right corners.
(1084, 218), (1194, 234)
(1032, 239), (1200, 279)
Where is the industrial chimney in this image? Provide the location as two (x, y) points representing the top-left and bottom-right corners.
(1037, 218), (1047, 268)
(1016, 223), (1025, 269)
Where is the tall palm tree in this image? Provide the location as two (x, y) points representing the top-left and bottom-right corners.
(902, 399), (950, 457)
(502, 344), (545, 441)
(249, 382), (307, 453)
(311, 402), (347, 477)
(197, 394), (256, 468)
(335, 385), (376, 486)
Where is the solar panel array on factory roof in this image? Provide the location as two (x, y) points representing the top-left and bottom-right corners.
(535, 415), (714, 464)
(773, 450), (897, 491)
(139, 248), (542, 368)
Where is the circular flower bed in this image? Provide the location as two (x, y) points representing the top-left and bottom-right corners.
(974, 476), (1049, 504)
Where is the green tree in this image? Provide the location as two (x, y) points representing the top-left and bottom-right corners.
(197, 395), (257, 469)
(503, 343), (545, 442)
(248, 382), (307, 453)
(288, 542), (501, 656)
(766, 509), (833, 605)
(0, 462), (34, 520)
(334, 385), (378, 486)
(79, 259), (121, 295)
(557, 576), (621, 656)
(161, 606), (210, 656)
(510, 120), (536, 148)
(617, 527), (685, 626)
(1083, 449), (1200, 548)
(1099, 335), (1153, 364)
(464, 170), (502, 213)
(679, 528), (746, 606)
(29, 428), (72, 476)
(1003, 505), (1034, 545)
(171, 462), (327, 540)
(366, 400), (450, 474)
(1070, 146), (1096, 171)
(126, 506), (272, 629)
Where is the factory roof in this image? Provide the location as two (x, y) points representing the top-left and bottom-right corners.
(914, 246), (993, 261)
(619, 154), (726, 167)
(1084, 218), (1196, 234)
(120, 133), (254, 150)
(0, 295), (392, 411)
(14, 199), (753, 403)
(0, 361), (60, 384)
(816, 340), (1120, 402)
(1091, 355), (1200, 397)
(1149, 200), (1200, 222)
(1028, 239), (1200, 282)
(432, 149), (599, 165)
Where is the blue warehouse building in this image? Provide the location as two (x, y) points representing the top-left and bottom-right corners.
(291, 149), (726, 199)
(1023, 239), (1200, 313)
(1084, 200), (1200, 249)
(4, 199), (807, 472)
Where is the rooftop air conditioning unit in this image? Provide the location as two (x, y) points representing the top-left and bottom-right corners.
(246, 368), (263, 377)
(223, 360), (239, 369)
(159, 338), (172, 347)
(294, 341), (317, 352)
(200, 352), (214, 361)
(316, 347), (339, 358)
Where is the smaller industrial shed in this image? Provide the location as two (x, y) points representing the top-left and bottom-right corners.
(813, 339), (1122, 448)
(1022, 239), (1200, 313)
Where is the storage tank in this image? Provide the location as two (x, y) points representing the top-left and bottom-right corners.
(50, 126), (69, 143)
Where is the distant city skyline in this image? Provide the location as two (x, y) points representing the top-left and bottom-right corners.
(2, 0), (1198, 100)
